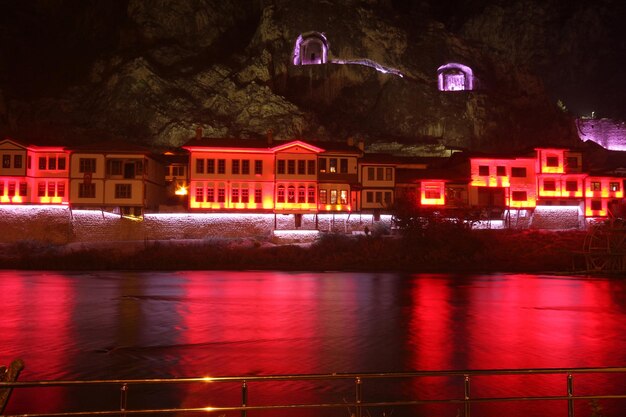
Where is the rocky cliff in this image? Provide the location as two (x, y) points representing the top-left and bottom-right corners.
(1, 0), (622, 153)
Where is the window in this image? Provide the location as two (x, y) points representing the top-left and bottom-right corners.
(110, 160), (123, 175)
(287, 160), (295, 175)
(195, 186), (204, 202)
(366, 191), (373, 203)
(340, 158), (348, 174)
(425, 189), (440, 199)
(319, 158), (327, 173)
(115, 184), (132, 199)
(207, 159), (215, 174)
(610, 182), (621, 192)
(242, 160), (250, 175)
(231, 188), (239, 203)
(254, 160), (263, 175)
(340, 190), (348, 205)
(241, 188), (249, 203)
(27, 156), (31, 169)
(277, 185), (285, 203)
(39, 157), (46, 170)
(196, 159), (205, 174)
(298, 186), (305, 203)
(376, 167), (384, 180)
(8, 182), (15, 196)
(79, 158), (96, 173)
(375, 192), (382, 203)
(496, 166), (506, 176)
(124, 162), (137, 179)
(543, 180), (556, 191)
(14, 155), (22, 169)
(367, 167), (375, 181)
(319, 189), (327, 204)
(478, 165), (489, 176)
(277, 160), (285, 174)
(47, 182), (55, 197)
(329, 158), (337, 173)
(384, 192), (392, 204)
(308, 186), (315, 203)
(2, 155), (10, 168)
(307, 160), (316, 175)
(330, 189), (338, 204)
(218, 188), (225, 202)
(511, 191), (527, 201)
(566, 157), (579, 169)
(254, 189), (262, 203)
(385, 168), (393, 181)
(591, 181), (601, 191)
(217, 159), (226, 174)
(511, 167), (527, 178)
(546, 156), (559, 167)
(298, 160), (306, 175)
(287, 186), (295, 203)
(58, 157), (66, 170)
(57, 183), (65, 197)
(48, 157), (57, 170)
(79, 183), (96, 198)
(38, 182), (46, 197)
(232, 160), (240, 174)
(171, 165), (184, 177)
(565, 181), (578, 192)
(207, 188), (215, 202)
(19, 182), (27, 196)
(0, 181), (3, 195)
(590, 200), (602, 211)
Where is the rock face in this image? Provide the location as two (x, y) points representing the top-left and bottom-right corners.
(1, 0), (621, 152)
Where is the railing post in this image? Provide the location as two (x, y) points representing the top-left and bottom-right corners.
(464, 374), (471, 417)
(355, 377), (362, 417)
(119, 383), (128, 417)
(567, 373), (574, 417)
(0, 359), (25, 415)
(241, 380), (247, 417)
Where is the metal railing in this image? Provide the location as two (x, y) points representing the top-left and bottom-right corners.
(1, 367), (626, 417)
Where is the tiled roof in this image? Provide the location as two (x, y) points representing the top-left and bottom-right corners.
(183, 137), (363, 154)
(66, 140), (154, 154)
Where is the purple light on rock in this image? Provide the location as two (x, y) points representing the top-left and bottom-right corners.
(576, 118), (626, 151)
(292, 32), (329, 65)
(330, 58), (404, 77)
(437, 63), (474, 91)
(292, 32), (403, 77)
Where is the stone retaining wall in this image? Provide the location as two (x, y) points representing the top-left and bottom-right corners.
(0, 207), (393, 244)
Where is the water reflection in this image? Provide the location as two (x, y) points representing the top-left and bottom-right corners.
(1, 271), (625, 416)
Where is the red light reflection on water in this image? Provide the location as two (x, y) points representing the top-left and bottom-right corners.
(406, 274), (623, 416)
(0, 272), (75, 412)
(1, 271), (624, 417)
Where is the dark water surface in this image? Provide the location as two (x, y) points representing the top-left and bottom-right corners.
(1, 271), (625, 416)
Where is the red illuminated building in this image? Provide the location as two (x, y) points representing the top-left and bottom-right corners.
(2, 135), (626, 226)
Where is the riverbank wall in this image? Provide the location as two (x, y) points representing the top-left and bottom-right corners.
(0, 206), (391, 244)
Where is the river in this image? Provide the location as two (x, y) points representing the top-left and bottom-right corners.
(1, 271), (625, 416)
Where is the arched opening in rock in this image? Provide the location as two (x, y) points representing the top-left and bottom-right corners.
(292, 32), (329, 65)
(437, 63), (474, 91)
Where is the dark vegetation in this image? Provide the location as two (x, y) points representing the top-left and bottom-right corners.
(0, 227), (587, 273)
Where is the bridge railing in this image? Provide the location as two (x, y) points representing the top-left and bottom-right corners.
(1, 367), (626, 417)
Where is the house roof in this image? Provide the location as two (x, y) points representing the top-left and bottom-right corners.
(0, 137), (28, 149)
(65, 140), (155, 154)
(182, 137), (362, 154)
(183, 137), (273, 150)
